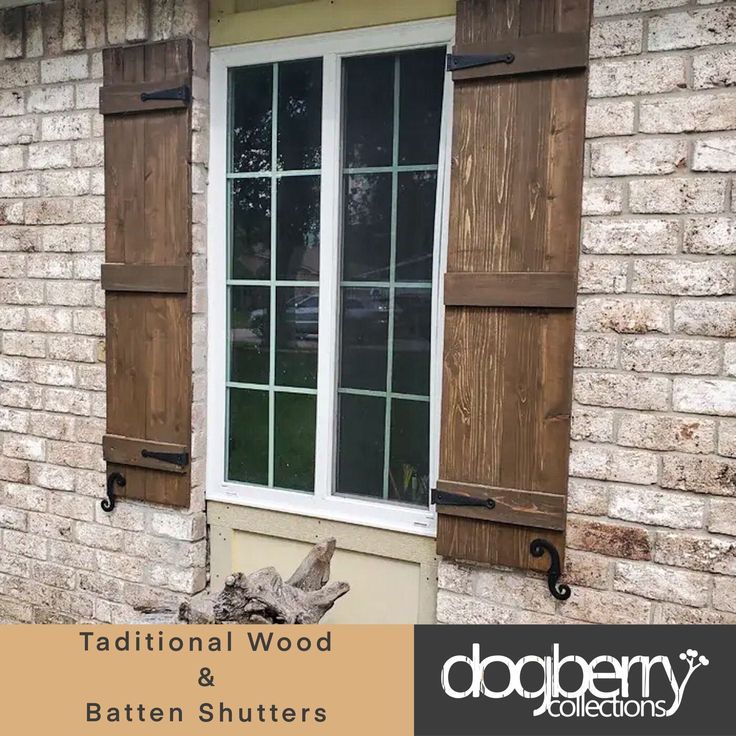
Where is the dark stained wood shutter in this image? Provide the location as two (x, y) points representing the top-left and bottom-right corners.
(436, 0), (591, 571)
(100, 39), (193, 508)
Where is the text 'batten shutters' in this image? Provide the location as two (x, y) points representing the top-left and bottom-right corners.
(436, 0), (591, 572)
(100, 40), (193, 508)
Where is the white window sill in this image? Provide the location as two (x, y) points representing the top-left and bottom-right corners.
(208, 482), (437, 538)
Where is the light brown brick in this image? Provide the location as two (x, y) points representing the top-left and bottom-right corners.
(619, 413), (715, 454)
(662, 454), (736, 496)
(621, 336), (720, 375)
(609, 485), (706, 530)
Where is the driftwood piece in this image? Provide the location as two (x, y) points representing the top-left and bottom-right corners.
(209, 538), (349, 624)
(286, 537), (336, 590)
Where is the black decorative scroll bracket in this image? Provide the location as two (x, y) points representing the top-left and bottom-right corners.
(447, 52), (515, 72)
(140, 84), (191, 104)
(432, 489), (496, 509)
(530, 538), (571, 601)
(102, 472), (126, 513)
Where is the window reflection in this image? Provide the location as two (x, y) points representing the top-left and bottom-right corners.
(231, 179), (271, 280)
(227, 59), (323, 493)
(276, 287), (318, 389)
(277, 176), (320, 280)
(336, 47), (445, 507)
(230, 64), (272, 173)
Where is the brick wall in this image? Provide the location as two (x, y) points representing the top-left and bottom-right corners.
(0, 0), (209, 623)
(438, 0), (736, 625)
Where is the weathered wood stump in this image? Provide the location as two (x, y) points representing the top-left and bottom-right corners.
(180, 538), (349, 624)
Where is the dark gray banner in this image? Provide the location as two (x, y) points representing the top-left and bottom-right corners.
(414, 625), (734, 736)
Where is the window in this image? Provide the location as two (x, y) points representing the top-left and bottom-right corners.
(208, 20), (454, 535)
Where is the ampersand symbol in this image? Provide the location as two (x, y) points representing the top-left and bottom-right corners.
(198, 667), (215, 687)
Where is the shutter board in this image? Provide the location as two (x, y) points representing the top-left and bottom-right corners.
(444, 272), (577, 308)
(435, 480), (566, 530)
(437, 0), (590, 571)
(102, 40), (193, 509)
(99, 73), (191, 114)
(103, 435), (189, 473)
(101, 264), (190, 293)
(449, 30), (589, 80)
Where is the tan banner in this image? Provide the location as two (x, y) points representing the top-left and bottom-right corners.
(0, 625), (412, 734)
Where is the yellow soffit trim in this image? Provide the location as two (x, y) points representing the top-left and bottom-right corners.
(210, 0), (457, 47)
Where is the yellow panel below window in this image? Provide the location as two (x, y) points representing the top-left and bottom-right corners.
(208, 502), (439, 623)
(210, 0), (456, 47)
(232, 530), (423, 623)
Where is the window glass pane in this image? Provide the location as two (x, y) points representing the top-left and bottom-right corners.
(336, 393), (385, 498)
(343, 55), (394, 168)
(396, 171), (437, 282)
(276, 175), (320, 280)
(274, 392), (316, 492)
(230, 65), (272, 173)
(227, 58), (322, 496)
(340, 287), (388, 392)
(231, 178), (271, 280)
(398, 48), (446, 165)
(342, 173), (392, 281)
(230, 286), (270, 384)
(276, 287), (318, 389)
(335, 47), (444, 509)
(392, 289), (432, 396)
(389, 399), (430, 506)
(278, 59), (322, 170)
(228, 388), (269, 484)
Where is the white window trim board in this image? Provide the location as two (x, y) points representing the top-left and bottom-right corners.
(207, 18), (456, 537)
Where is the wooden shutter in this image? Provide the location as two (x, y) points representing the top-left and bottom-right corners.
(436, 0), (591, 571)
(100, 39), (193, 508)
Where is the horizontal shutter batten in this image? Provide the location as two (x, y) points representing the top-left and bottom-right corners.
(444, 272), (577, 308)
(100, 73), (191, 115)
(437, 516), (565, 570)
(435, 480), (566, 531)
(102, 264), (190, 293)
(103, 435), (189, 474)
(450, 30), (589, 81)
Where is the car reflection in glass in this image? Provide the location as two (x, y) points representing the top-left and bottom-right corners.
(234, 290), (396, 345)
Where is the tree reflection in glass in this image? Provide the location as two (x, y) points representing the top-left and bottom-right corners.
(227, 59), (323, 493)
(336, 47), (445, 508)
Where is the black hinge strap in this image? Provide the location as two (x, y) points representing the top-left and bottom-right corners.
(140, 85), (191, 104)
(141, 448), (189, 467)
(447, 52), (515, 72)
(432, 489), (496, 509)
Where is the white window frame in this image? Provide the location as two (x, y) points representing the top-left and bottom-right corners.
(207, 18), (455, 537)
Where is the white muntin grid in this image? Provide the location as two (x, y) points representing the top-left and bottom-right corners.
(337, 52), (436, 501)
(208, 18), (455, 536)
(226, 60), (321, 490)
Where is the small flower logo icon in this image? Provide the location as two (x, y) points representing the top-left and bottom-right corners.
(667, 648), (711, 715)
(679, 649), (709, 669)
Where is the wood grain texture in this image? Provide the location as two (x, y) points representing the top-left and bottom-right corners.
(99, 73), (190, 114)
(435, 479), (566, 530)
(103, 39), (193, 508)
(450, 30), (588, 81)
(101, 264), (189, 293)
(103, 434), (188, 473)
(444, 272), (576, 308)
(437, 0), (591, 571)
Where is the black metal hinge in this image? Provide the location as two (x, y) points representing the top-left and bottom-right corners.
(140, 84), (191, 104)
(447, 52), (515, 72)
(141, 448), (190, 467)
(432, 489), (495, 509)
